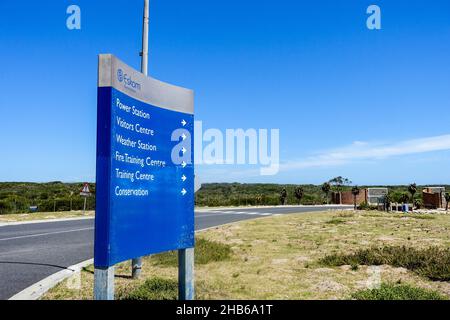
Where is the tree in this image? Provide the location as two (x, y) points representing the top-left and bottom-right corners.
(384, 193), (392, 212)
(400, 194), (410, 213)
(445, 193), (450, 212)
(329, 176), (352, 192)
(329, 177), (342, 190)
(256, 194), (263, 206)
(322, 183), (331, 204)
(351, 186), (360, 210)
(0, 200), (12, 215)
(400, 193), (410, 204)
(294, 187), (304, 205)
(408, 183), (417, 210)
(280, 188), (287, 206)
(328, 177), (352, 205)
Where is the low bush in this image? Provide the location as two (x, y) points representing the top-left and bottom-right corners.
(358, 202), (379, 211)
(320, 246), (450, 281)
(326, 218), (346, 225)
(119, 278), (178, 300)
(351, 283), (447, 300)
(152, 238), (232, 267)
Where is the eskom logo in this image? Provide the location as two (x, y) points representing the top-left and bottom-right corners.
(117, 69), (141, 91)
(117, 69), (124, 82)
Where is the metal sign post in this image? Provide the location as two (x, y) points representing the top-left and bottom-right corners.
(131, 0), (150, 281)
(179, 248), (195, 300)
(94, 267), (115, 300)
(80, 183), (91, 214)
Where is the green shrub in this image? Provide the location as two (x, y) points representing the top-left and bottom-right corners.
(0, 200), (13, 215)
(152, 238), (232, 267)
(320, 246), (450, 281)
(358, 202), (379, 211)
(351, 283), (447, 300)
(408, 215), (436, 220)
(0, 182), (97, 214)
(326, 218), (346, 225)
(119, 278), (178, 300)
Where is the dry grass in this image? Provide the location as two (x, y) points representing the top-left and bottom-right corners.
(0, 210), (94, 223)
(43, 210), (450, 300)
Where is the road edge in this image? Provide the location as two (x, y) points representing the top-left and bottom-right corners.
(0, 216), (95, 227)
(1, 206), (352, 227)
(9, 259), (94, 301)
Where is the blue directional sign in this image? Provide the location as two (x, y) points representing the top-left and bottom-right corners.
(95, 54), (194, 268)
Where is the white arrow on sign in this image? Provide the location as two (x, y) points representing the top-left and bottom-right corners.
(181, 161), (187, 168)
(181, 189), (187, 196)
(181, 147), (187, 154)
(181, 133), (187, 141)
(181, 119), (187, 127)
(181, 175), (187, 182)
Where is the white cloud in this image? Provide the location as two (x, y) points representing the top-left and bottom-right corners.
(282, 134), (450, 171)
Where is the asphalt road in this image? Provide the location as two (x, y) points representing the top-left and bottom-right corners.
(0, 205), (350, 300)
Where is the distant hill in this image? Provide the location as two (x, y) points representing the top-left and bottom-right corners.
(195, 183), (449, 207)
(0, 182), (95, 214)
(0, 182), (448, 214)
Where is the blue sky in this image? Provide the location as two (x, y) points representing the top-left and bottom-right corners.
(0, 0), (449, 185)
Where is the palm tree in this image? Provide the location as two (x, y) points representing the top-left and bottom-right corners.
(384, 193), (392, 212)
(400, 194), (410, 212)
(445, 193), (450, 212)
(280, 188), (287, 206)
(351, 186), (360, 210)
(408, 183), (417, 210)
(322, 182), (331, 204)
(294, 187), (304, 205)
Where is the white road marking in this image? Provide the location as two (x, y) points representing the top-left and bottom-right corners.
(195, 212), (241, 218)
(1, 211), (282, 242)
(197, 211), (279, 217)
(0, 227), (94, 242)
(1, 210), (284, 242)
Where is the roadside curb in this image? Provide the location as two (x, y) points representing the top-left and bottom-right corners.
(0, 216), (94, 227)
(197, 204), (352, 212)
(9, 259), (94, 301)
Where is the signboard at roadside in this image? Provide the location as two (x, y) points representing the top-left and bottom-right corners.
(94, 54), (194, 268)
(80, 183), (91, 197)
